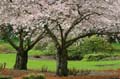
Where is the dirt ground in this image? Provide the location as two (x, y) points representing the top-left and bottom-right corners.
(0, 69), (120, 79)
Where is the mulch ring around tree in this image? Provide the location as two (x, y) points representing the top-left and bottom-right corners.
(0, 69), (120, 79)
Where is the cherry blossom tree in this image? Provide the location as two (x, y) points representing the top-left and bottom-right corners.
(41, 0), (120, 76)
(0, 0), (46, 70)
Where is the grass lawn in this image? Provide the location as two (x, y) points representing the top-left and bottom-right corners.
(0, 42), (120, 72)
(0, 53), (120, 72)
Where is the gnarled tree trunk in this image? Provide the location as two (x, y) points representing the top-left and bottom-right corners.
(14, 50), (28, 70)
(56, 48), (68, 76)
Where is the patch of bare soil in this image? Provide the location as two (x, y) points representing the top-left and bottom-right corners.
(0, 69), (120, 79)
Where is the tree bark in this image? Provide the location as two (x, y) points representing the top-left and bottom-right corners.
(56, 48), (68, 76)
(14, 50), (28, 70)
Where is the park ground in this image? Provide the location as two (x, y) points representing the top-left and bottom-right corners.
(1, 69), (120, 79)
(1, 42), (120, 79)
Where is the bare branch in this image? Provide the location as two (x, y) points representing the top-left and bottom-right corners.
(26, 30), (46, 52)
(66, 31), (120, 47)
(64, 12), (101, 40)
(43, 23), (60, 48)
(0, 24), (18, 50)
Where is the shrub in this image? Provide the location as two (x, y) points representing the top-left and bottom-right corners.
(40, 66), (48, 72)
(35, 74), (45, 79)
(0, 76), (12, 79)
(68, 45), (83, 60)
(44, 43), (56, 55)
(44, 42), (83, 60)
(83, 53), (111, 61)
(68, 35), (113, 60)
(79, 35), (113, 54)
(68, 68), (91, 76)
(78, 70), (91, 75)
(34, 35), (113, 61)
(34, 42), (48, 50)
(22, 74), (45, 79)
(68, 68), (79, 76)
(0, 63), (6, 70)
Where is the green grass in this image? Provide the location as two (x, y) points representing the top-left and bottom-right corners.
(0, 42), (120, 72)
(0, 53), (120, 72)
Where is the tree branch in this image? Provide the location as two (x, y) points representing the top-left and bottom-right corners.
(26, 30), (46, 52)
(65, 31), (120, 48)
(43, 23), (60, 48)
(0, 24), (18, 50)
(64, 12), (101, 40)
(57, 21), (64, 45)
(6, 36), (18, 50)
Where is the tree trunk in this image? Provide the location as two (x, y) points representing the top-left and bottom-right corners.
(56, 48), (68, 76)
(14, 50), (28, 70)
